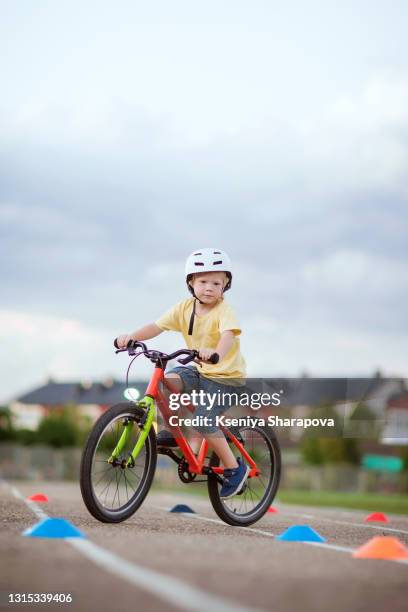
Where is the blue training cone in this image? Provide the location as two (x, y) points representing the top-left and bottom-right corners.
(169, 504), (195, 514)
(276, 525), (326, 543)
(23, 518), (85, 539)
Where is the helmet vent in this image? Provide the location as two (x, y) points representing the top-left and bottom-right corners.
(213, 251), (221, 254)
(194, 262), (204, 266)
(213, 260), (222, 265)
(193, 252), (202, 256)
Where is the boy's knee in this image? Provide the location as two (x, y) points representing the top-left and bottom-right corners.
(164, 373), (184, 393)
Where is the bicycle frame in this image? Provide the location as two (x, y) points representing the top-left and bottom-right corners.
(109, 364), (259, 478)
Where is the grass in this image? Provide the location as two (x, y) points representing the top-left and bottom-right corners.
(277, 490), (408, 515)
(152, 483), (408, 514)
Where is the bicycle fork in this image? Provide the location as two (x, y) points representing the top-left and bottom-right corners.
(108, 396), (156, 467)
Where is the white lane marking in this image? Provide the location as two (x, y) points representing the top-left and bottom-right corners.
(156, 506), (408, 564)
(69, 538), (257, 612)
(11, 486), (48, 520)
(5, 481), (260, 612)
(279, 510), (408, 536)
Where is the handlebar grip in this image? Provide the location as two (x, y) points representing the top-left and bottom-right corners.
(208, 352), (219, 364)
(113, 338), (136, 350)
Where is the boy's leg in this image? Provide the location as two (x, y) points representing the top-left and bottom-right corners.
(162, 372), (184, 395)
(157, 366), (200, 446)
(156, 373), (184, 446)
(192, 377), (243, 468)
(205, 434), (238, 469)
(203, 430), (249, 499)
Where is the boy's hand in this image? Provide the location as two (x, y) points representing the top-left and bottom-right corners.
(197, 348), (217, 362)
(115, 334), (134, 349)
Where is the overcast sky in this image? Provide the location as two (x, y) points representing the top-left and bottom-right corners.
(1, 1), (407, 402)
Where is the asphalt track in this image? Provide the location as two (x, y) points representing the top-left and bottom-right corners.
(1, 480), (407, 612)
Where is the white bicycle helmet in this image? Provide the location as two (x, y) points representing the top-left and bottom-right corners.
(185, 248), (232, 295)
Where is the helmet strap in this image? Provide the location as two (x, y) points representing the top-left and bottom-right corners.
(188, 298), (196, 336)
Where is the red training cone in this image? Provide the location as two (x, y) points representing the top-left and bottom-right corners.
(267, 506), (278, 513)
(364, 512), (388, 523)
(28, 493), (49, 503)
(353, 536), (408, 560)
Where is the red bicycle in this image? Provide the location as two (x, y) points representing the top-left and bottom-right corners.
(80, 341), (281, 526)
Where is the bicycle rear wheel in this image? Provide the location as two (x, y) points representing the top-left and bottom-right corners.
(80, 402), (157, 523)
(207, 423), (281, 526)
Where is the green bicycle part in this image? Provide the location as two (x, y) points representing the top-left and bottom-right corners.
(108, 421), (134, 463)
(107, 397), (155, 465)
(127, 396), (155, 466)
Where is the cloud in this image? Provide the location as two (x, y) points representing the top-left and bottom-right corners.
(0, 309), (136, 402)
(1, 8), (408, 400)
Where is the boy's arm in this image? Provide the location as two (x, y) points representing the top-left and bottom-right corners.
(129, 323), (163, 341)
(198, 330), (234, 362)
(215, 330), (234, 361)
(116, 323), (163, 348)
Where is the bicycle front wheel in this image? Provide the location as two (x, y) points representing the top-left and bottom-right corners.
(207, 423), (281, 526)
(80, 402), (157, 523)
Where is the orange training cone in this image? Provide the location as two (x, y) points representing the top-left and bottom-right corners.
(364, 512), (388, 523)
(28, 493), (49, 503)
(353, 536), (408, 560)
(267, 506), (278, 513)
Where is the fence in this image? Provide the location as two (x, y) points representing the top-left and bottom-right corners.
(1, 444), (407, 494)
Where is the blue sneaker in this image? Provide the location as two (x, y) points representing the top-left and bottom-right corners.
(220, 458), (250, 499)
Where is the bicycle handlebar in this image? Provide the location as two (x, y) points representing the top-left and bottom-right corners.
(113, 338), (219, 365)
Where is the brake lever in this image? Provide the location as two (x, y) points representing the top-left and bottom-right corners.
(177, 354), (197, 365)
(185, 353), (219, 366)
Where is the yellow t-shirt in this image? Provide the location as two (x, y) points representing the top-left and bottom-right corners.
(155, 297), (246, 380)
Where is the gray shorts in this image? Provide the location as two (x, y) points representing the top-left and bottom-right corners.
(166, 365), (243, 434)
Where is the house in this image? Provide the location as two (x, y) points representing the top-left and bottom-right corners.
(382, 391), (408, 445)
(10, 378), (149, 430)
(250, 375), (408, 445)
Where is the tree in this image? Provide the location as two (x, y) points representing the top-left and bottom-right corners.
(0, 406), (16, 442)
(37, 407), (80, 448)
(347, 402), (380, 439)
(300, 403), (360, 465)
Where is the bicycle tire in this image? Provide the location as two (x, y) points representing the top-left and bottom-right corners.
(80, 402), (157, 523)
(207, 423), (281, 526)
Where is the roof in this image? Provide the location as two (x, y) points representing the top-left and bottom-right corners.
(387, 392), (408, 410)
(14, 376), (404, 408)
(281, 377), (387, 407)
(16, 380), (149, 406)
(245, 377), (394, 407)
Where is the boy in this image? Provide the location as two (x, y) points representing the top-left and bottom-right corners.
(116, 248), (248, 498)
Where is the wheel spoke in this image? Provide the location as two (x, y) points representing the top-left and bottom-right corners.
(258, 474), (269, 489)
(123, 469), (129, 501)
(124, 471), (137, 492)
(93, 469), (112, 489)
(103, 470), (116, 505)
(112, 470), (119, 508)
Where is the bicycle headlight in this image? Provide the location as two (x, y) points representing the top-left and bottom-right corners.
(124, 387), (140, 401)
